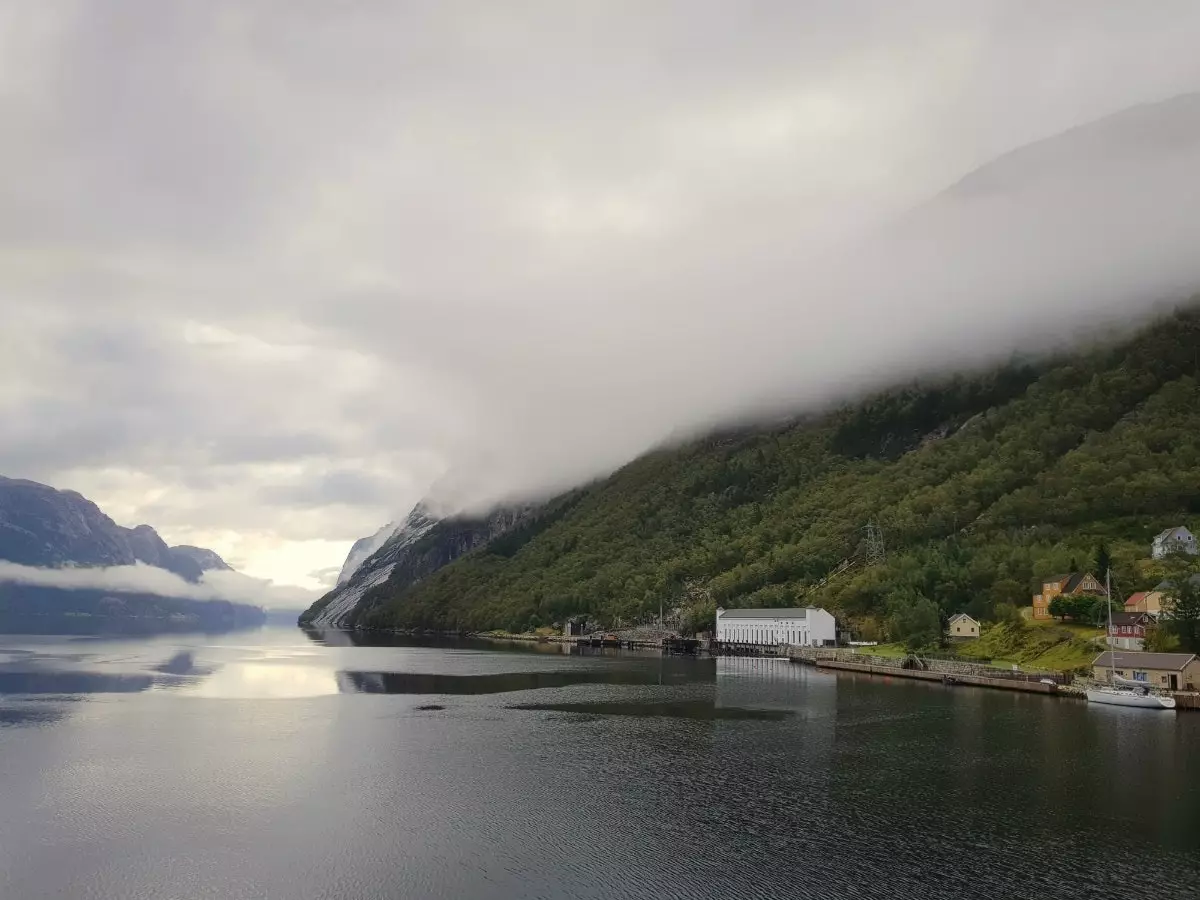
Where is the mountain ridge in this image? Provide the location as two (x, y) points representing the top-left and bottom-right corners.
(312, 305), (1200, 636)
(0, 476), (262, 628)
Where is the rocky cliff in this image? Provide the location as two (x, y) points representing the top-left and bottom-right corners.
(300, 502), (536, 628)
(336, 522), (399, 585)
(168, 545), (234, 574)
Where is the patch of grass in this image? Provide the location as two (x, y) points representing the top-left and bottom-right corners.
(954, 622), (1101, 672)
(852, 643), (907, 658)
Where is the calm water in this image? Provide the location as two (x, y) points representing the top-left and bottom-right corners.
(1, 627), (1198, 900)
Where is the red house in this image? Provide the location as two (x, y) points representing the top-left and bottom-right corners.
(1108, 611), (1155, 651)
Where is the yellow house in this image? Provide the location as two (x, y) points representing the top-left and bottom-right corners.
(1032, 572), (1106, 620)
(947, 613), (980, 639)
(1125, 591), (1165, 614)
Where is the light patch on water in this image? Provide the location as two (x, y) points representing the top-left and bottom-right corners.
(180, 662), (339, 698)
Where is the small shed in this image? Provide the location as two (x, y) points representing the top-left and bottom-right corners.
(947, 613), (980, 639)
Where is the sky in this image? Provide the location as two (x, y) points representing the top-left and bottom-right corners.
(2, 1), (1200, 597)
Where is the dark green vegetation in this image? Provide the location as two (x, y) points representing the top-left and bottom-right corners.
(355, 306), (1200, 644)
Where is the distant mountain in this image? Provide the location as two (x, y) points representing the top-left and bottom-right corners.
(0, 476), (257, 629)
(337, 521), (400, 586)
(0, 476), (232, 581)
(946, 92), (1200, 200)
(169, 545), (234, 574)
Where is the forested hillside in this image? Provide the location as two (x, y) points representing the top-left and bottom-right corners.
(352, 306), (1200, 636)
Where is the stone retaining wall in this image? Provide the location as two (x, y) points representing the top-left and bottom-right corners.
(783, 645), (1070, 684)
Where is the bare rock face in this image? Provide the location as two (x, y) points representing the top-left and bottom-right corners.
(0, 476), (136, 568)
(168, 545), (234, 575)
(301, 502), (535, 628)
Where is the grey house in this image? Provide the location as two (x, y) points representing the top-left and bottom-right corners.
(1152, 526), (1198, 559)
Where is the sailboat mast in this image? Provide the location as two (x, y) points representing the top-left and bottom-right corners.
(1107, 568), (1115, 683)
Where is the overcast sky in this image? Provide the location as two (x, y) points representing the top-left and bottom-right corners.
(2, 1), (1200, 594)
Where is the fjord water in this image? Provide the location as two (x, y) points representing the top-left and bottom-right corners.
(1, 627), (1197, 900)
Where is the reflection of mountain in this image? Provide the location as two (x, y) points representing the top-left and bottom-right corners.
(0, 642), (221, 729)
(0, 671), (155, 694)
(337, 666), (703, 695)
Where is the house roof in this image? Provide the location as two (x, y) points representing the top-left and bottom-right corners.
(948, 613), (978, 624)
(1124, 592), (1148, 607)
(1109, 612), (1152, 627)
(716, 607), (812, 619)
(1043, 573), (1072, 585)
(1153, 574), (1200, 591)
(1092, 651), (1197, 671)
(1063, 572), (1107, 594)
(1155, 526), (1194, 542)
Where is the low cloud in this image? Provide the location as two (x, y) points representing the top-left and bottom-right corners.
(2, 2), (1200, 584)
(0, 561), (321, 610)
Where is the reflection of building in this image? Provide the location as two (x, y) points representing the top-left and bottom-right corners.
(715, 607), (836, 646)
(1092, 651), (1200, 691)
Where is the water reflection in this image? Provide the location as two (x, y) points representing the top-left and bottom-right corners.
(0, 705), (68, 727)
(185, 663), (339, 699)
(152, 651), (213, 676)
(0, 671), (154, 694)
(336, 667), (699, 695)
(510, 700), (792, 720)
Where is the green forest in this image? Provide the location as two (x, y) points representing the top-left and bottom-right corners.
(351, 305), (1200, 643)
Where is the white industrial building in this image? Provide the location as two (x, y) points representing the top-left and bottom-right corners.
(715, 607), (837, 647)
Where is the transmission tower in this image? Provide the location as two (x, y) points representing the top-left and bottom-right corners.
(864, 522), (886, 567)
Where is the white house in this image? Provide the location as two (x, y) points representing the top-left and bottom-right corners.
(715, 607), (837, 647)
(1152, 526), (1197, 559)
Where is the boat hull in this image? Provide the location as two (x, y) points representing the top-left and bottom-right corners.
(1086, 688), (1176, 709)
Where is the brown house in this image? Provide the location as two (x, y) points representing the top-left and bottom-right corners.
(1032, 572), (1107, 620)
(1092, 651), (1200, 692)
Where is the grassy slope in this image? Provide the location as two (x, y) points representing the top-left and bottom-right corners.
(360, 307), (1200, 635)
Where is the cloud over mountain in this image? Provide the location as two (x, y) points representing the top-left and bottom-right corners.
(2, 1), (1199, 585)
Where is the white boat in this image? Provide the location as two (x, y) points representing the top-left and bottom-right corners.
(1085, 687), (1176, 709)
(1085, 568), (1177, 711)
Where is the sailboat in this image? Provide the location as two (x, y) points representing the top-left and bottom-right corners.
(1086, 569), (1176, 710)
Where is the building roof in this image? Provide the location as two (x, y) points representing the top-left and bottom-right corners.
(1109, 612), (1152, 627)
(1061, 572), (1108, 594)
(1155, 526), (1194, 542)
(1152, 574), (1200, 592)
(1043, 573), (1072, 585)
(1092, 651), (1197, 671)
(948, 613), (978, 624)
(1124, 592), (1148, 609)
(716, 607), (813, 619)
